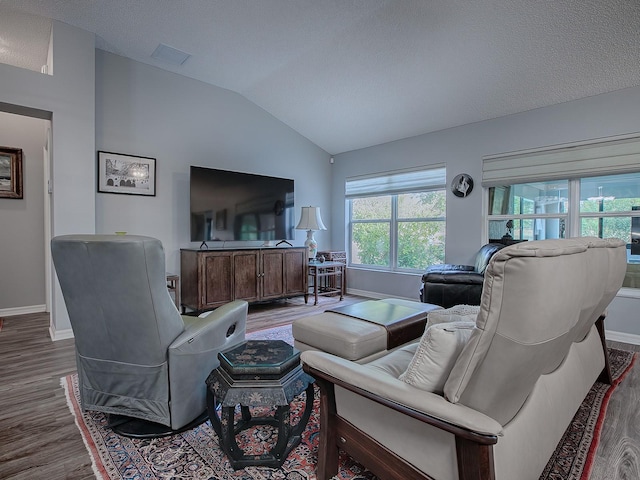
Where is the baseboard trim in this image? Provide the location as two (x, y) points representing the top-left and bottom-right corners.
(606, 329), (640, 346)
(346, 288), (418, 302)
(50, 325), (74, 341)
(0, 304), (47, 317)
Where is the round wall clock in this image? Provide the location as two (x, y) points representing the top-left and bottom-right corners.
(451, 174), (474, 198)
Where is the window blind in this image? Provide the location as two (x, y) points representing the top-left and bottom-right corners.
(345, 166), (446, 198)
(482, 133), (640, 187)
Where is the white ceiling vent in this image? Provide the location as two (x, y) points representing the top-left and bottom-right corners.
(151, 43), (191, 66)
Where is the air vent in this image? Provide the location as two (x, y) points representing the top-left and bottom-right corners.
(151, 43), (191, 66)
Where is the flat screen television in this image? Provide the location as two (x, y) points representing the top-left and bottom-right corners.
(190, 166), (295, 243)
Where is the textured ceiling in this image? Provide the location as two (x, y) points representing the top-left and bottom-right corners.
(1, 0), (639, 154)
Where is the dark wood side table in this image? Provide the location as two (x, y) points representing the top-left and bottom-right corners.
(205, 340), (314, 469)
(306, 261), (345, 305)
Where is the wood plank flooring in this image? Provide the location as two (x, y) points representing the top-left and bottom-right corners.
(590, 340), (640, 480)
(0, 298), (637, 479)
(0, 313), (93, 480)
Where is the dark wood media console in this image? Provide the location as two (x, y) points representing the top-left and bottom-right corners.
(180, 247), (308, 313)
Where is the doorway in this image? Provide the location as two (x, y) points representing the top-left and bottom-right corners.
(0, 109), (52, 318)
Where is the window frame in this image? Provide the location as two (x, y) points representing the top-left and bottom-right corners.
(347, 185), (447, 273)
(487, 177), (640, 240)
(486, 173), (640, 291)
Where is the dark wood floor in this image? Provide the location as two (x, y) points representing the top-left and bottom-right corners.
(0, 297), (638, 480)
(0, 294), (362, 480)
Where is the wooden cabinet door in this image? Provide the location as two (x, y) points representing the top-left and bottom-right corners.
(233, 251), (260, 302)
(261, 250), (285, 299)
(284, 248), (307, 295)
(202, 251), (233, 308)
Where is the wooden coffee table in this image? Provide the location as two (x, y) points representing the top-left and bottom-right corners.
(205, 340), (314, 469)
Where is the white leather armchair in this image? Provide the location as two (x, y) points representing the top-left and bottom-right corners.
(303, 237), (627, 480)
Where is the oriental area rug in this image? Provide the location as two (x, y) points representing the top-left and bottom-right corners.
(62, 324), (636, 480)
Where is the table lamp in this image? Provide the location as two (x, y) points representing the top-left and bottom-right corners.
(296, 206), (327, 261)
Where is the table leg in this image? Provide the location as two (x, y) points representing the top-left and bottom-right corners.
(272, 405), (292, 463)
(206, 388), (222, 438)
(290, 383), (315, 439)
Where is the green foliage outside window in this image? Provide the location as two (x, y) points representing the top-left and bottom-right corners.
(351, 222), (390, 266)
(352, 195), (391, 220)
(350, 191), (446, 270)
(398, 221), (445, 269)
(581, 217), (632, 242)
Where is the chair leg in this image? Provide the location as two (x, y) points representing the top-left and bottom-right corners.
(456, 437), (496, 480)
(595, 314), (613, 385)
(314, 377), (340, 480)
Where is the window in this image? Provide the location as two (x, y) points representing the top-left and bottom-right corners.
(347, 167), (446, 271)
(487, 172), (640, 288)
(483, 134), (640, 289)
(579, 174), (640, 243)
(487, 180), (568, 241)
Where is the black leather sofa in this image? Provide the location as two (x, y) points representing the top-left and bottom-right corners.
(419, 243), (505, 308)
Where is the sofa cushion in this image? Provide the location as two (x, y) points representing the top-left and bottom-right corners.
(399, 321), (476, 394)
(426, 304), (480, 329)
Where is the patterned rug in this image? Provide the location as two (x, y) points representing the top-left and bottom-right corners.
(62, 324), (636, 480)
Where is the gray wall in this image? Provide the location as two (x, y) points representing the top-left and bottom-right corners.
(95, 51), (332, 276)
(0, 20), (95, 336)
(0, 112), (47, 310)
(332, 85), (640, 337)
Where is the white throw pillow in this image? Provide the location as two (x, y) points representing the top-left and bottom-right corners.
(426, 304), (480, 329)
(399, 321), (476, 394)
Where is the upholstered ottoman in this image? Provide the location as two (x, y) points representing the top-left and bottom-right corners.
(292, 298), (441, 363)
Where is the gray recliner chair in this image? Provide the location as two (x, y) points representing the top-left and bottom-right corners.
(51, 234), (247, 437)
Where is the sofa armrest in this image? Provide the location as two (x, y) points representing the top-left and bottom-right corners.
(301, 350), (502, 438)
(422, 271), (485, 285)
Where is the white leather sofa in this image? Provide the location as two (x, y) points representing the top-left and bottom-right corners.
(302, 237), (627, 480)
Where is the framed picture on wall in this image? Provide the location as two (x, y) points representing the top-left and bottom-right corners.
(451, 173), (473, 198)
(0, 146), (24, 199)
(97, 151), (156, 196)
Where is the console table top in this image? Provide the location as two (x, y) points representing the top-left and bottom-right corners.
(181, 245), (305, 252)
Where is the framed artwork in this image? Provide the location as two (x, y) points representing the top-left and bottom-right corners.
(0, 146), (24, 199)
(97, 151), (156, 196)
(451, 173), (474, 198)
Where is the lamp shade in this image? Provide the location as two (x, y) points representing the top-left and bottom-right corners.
(296, 206), (327, 231)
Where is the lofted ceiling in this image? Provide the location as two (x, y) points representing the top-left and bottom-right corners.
(1, 0), (639, 155)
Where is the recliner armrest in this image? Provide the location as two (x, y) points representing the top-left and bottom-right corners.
(421, 271), (485, 285)
(169, 300), (248, 355)
(301, 350), (502, 437)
